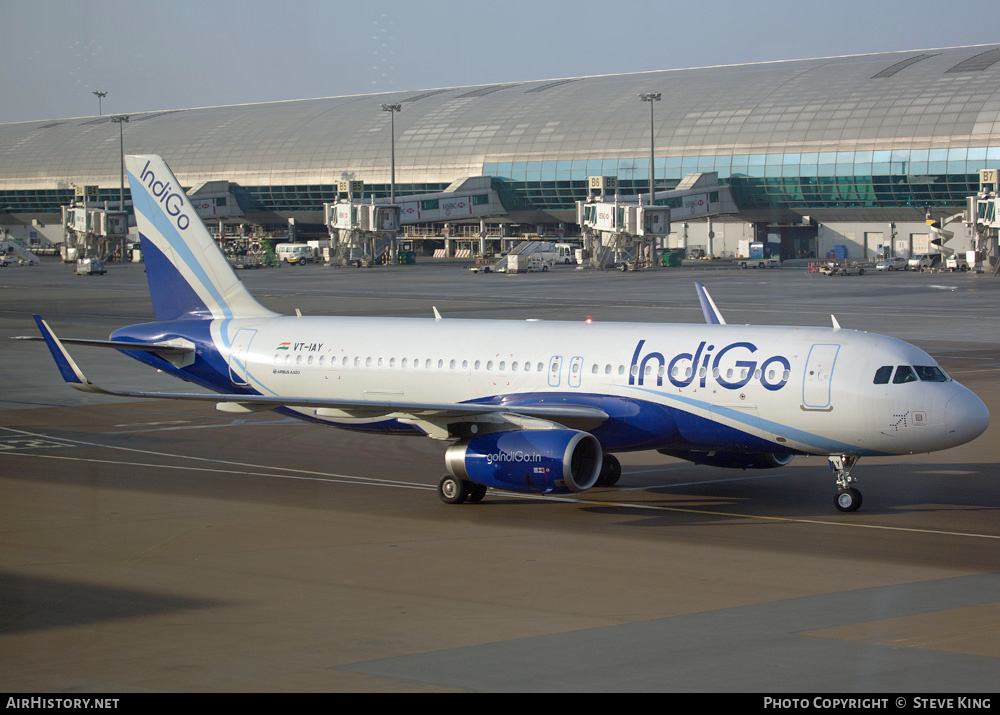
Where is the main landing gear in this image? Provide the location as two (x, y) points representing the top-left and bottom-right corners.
(830, 454), (863, 512)
(438, 475), (487, 505)
(596, 454), (621, 486)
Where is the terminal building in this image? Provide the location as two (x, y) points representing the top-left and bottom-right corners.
(1, 44), (999, 261)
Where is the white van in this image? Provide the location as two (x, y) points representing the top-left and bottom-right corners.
(946, 252), (973, 272)
(907, 253), (940, 271)
(534, 241), (578, 265)
(552, 242), (578, 264)
(276, 243), (313, 265)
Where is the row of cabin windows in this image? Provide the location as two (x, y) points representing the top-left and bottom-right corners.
(276, 354), (552, 372)
(873, 365), (950, 385)
(271, 352), (790, 383)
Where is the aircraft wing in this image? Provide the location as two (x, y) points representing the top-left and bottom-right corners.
(30, 315), (609, 437)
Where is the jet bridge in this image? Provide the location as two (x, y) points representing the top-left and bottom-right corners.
(60, 194), (129, 264)
(576, 172), (735, 269)
(964, 169), (1000, 274)
(324, 177), (506, 265)
(324, 196), (402, 266)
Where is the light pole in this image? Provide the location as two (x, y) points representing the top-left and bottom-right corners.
(638, 92), (661, 207)
(380, 103), (401, 264)
(110, 114), (129, 261)
(380, 103), (401, 203)
(110, 115), (129, 210)
(93, 90), (108, 116)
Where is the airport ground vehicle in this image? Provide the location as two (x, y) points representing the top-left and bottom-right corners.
(819, 261), (865, 276)
(275, 243), (314, 264)
(946, 254), (971, 272)
(876, 257), (906, 271)
(548, 243), (578, 264)
(74, 257), (106, 275)
(738, 241), (781, 269)
(907, 254), (941, 271)
(500, 254), (552, 273)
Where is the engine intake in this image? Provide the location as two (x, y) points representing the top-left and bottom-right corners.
(446, 429), (602, 494)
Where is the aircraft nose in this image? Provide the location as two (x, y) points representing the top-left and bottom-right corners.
(945, 388), (990, 445)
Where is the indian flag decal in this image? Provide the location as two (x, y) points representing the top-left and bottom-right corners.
(276, 342), (290, 350)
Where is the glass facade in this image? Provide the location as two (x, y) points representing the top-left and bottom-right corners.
(485, 148), (999, 212)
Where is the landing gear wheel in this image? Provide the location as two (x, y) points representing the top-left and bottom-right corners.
(467, 483), (488, 504)
(597, 454), (621, 486)
(835, 487), (863, 512)
(438, 475), (469, 504)
(829, 454), (862, 512)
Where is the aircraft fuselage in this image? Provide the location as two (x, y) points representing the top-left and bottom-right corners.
(111, 316), (987, 458)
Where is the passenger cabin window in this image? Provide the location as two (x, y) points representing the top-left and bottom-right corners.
(893, 365), (917, 384)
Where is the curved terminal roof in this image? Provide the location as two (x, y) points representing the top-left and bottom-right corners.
(2, 45), (999, 222)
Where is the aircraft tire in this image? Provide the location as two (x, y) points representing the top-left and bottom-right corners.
(467, 483), (488, 503)
(834, 487), (862, 512)
(598, 454), (621, 486)
(439, 475), (469, 504)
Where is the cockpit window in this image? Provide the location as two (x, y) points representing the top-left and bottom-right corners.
(873, 366), (893, 384)
(915, 365), (950, 382)
(892, 366), (917, 384)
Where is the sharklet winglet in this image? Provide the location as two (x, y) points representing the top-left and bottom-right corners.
(695, 282), (726, 325)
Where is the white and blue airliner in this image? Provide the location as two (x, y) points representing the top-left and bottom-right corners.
(29, 155), (990, 511)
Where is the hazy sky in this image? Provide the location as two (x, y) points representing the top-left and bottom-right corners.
(3, 0), (998, 123)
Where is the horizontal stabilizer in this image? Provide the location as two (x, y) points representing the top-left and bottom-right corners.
(13, 335), (194, 355)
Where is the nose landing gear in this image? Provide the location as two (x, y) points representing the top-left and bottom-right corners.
(830, 454), (862, 512)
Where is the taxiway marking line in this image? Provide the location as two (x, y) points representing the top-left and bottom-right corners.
(3, 426), (999, 541)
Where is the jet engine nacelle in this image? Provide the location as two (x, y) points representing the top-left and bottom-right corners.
(445, 429), (603, 494)
(658, 449), (794, 470)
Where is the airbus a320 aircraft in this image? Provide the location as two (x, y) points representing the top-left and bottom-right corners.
(27, 155), (989, 512)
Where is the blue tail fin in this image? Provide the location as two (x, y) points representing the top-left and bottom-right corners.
(125, 155), (276, 322)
